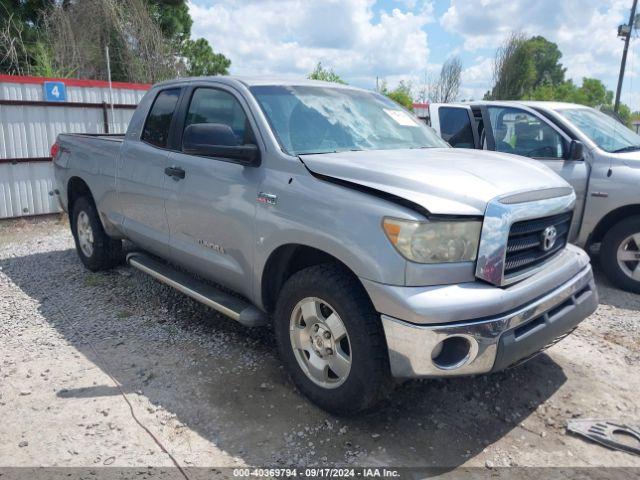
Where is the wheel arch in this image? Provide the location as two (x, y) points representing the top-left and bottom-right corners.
(260, 243), (371, 315)
(67, 176), (95, 213)
(588, 204), (640, 246)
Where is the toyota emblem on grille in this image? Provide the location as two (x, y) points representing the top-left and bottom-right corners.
(540, 225), (558, 252)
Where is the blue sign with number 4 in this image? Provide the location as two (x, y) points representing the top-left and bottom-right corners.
(43, 81), (67, 102)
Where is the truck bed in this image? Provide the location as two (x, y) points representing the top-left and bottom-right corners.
(59, 133), (125, 142)
(54, 133), (126, 215)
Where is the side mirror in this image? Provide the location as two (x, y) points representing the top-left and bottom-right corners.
(182, 123), (261, 166)
(567, 139), (584, 160)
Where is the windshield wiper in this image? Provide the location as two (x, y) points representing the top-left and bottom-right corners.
(612, 145), (640, 153)
(298, 150), (339, 156)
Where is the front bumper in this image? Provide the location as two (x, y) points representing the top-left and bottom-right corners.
(379, 263), (597, 378)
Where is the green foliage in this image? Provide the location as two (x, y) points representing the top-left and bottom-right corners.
(578, 78), (614, 106)
(487, 34), (632, 126)
(380, 80), (414, 110)
(528, 77), (633, 126)
(614, 104), (631, 125)
(147, 0), (193, 44)
(181, 38), (230, 76)
(307, 62), (347, 84)
(0, 0), (230, 81)
(486, 34), (566, 100)
(528, 77), (619, 106)
(30, 42), (74, 78)
(147, 1), (230, 78)
(527, 35), (566, 86)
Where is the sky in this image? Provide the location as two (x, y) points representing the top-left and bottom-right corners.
(188, 0), (640, 109)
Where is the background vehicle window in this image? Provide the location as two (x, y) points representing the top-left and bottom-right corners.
(438, 107), (476, 148)
(141, 88), (181, 148)
(184, 88), (250, 144)
(558, 107), (640, 153)
(488, 107), (565, 159)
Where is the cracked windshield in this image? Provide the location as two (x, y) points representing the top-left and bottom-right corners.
(250, 85), (448, 155)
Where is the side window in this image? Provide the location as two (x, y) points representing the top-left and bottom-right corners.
(488, 107), (565, 159)
(141, 88), (181, 148)
(438, 107), (476, 148)
(184, 88), (252, 145)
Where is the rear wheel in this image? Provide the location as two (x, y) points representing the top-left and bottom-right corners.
(274, 264), (392, 415)
(71, 196), (123, 271)
(600, 216), (640, 293)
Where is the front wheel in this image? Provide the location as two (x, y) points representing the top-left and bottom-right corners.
(274, 264), (392, 415)
(600, 215), (640, 293)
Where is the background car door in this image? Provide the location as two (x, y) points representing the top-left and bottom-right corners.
(164, 85), (263, 299)
(485, 105), (590, 240)
(117, 87), (182, 258)
(429, 104), (480, 148)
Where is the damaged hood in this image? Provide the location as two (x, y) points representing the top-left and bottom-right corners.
(300, 148), (570, 216)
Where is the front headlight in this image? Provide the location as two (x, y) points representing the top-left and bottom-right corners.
(382, 217), (482, 264)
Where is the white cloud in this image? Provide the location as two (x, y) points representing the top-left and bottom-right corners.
(188, 0), (435, 89)
(441, 0), (631, 86)
(460, 57), (493, 100)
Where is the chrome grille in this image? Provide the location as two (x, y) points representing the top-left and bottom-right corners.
(504, 211), (572, 278)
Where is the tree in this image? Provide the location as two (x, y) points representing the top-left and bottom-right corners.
(40, 0), (178, 82)
(180, 38), (230, 76)
(528, 77), (633, 126)
(308, 62), (347, 84)
(486, 34), (566, 100)
(527, 35), (566, 86)
(0, 0), (59, 74)
(380, 80), (414, 110)
(0, 0), (231, 81)
(147, 0), (193, 44)
(486, 33), (536, 100)
(485, 33), (633, 126)
(429, 56), (462, 103)
(576, 78), (613, 106)
(529, 77), (613, 107)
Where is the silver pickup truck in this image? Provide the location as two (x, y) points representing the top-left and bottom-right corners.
(428, 101), (640, 293)
(53, 77), (598, 414)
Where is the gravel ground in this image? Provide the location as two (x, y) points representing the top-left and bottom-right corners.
(1, 215), (639, 472)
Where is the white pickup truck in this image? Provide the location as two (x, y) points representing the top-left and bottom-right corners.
(427, 101), (640, 293)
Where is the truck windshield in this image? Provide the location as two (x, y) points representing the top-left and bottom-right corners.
(556, 107), (640, 153)
(250, 85), (448, 155)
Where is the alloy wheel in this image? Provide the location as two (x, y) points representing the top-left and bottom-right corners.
(289, 297), (352, 389)
(616, 233), (640, 281)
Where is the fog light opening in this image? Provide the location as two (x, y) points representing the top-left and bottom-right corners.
(432, 336), (472, 370)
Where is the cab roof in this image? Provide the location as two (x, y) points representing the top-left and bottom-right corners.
(459, 100), (590, 111)
(153, 75), (364, 91)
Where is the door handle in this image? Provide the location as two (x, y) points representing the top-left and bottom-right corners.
(164, 166), (185, 179)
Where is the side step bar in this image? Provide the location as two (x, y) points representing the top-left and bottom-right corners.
(126, 252), (267, 328)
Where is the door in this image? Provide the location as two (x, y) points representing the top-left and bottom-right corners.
(429, 104), (480, 148)
(164, 85), (263, 298)
(485, 105), (590, 239)
(117, 87), (182, 257)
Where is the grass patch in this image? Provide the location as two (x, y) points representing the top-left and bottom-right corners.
(83, 273), (104, 287)
(115, 309), (132, 319)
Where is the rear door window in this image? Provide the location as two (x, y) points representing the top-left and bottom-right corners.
(141, 88), (181, 148)
(438, 107), (476, 148)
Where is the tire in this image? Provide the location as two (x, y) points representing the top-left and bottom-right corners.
(274, 264), (392, 415)
(71, 196), (123, 272)
(600, 215), (640, 293)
